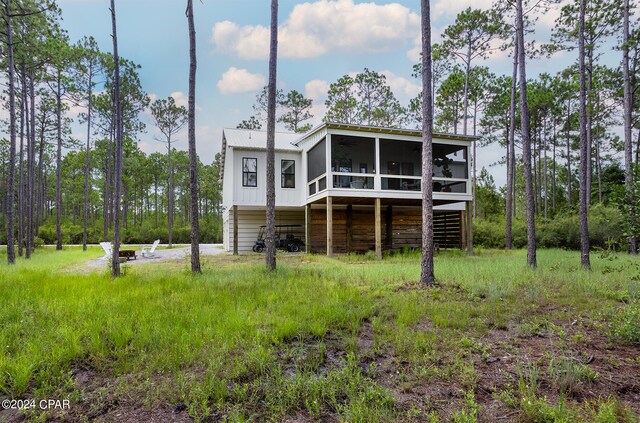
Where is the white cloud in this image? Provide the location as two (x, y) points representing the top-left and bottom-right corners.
(303, 72), (418, 114)
(406, 25), (444, 63)
(147, 91), (192, 109)
(211, 0), (420, 60)
(169, 91), (189, 108)
(212, 21), (271, 61)
(432, 0), (494, 20)
(63, 98), (87, 119)
(305, 79), (330, 103)
(406, 5), (547, 64)
(217, 67), (265, 95)
(308, 103), (328, 127)
(537, 1), (564, 29)
(380, 70), (420, 104)
(407, 38), (421, 63)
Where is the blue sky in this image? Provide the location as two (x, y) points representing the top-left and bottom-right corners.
(56, 0), (569, 186)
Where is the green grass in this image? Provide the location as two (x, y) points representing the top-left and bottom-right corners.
(0, 248), (639, 421)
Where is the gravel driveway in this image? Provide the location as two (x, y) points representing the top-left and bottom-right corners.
(86, 243), (226, 267)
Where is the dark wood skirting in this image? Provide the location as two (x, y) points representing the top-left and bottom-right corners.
(311, 206), (462, 254)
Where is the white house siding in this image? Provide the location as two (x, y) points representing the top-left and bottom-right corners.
(232, 149), (304, 208)
(224, 208), (305, 253)
(222, 144), (234, 211)
(222, 209), (230, 251)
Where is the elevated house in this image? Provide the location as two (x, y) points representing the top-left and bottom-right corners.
(220, 123), (476, 256)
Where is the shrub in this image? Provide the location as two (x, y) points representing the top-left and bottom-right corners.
(33, 237), (44, 248)
(609, 302), (640, 345)
(473, 206), (626, 251)
(37, 225), (57, 245)
(473, 219), (504, 249)
(31, 217), (223, 245)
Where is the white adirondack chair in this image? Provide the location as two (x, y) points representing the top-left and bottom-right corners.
(99, 242), (112, 259)
(141, 239), (160, 258)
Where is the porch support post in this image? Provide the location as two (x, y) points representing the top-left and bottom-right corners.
(386, 205), (393, 249)
(459, 210), (466, 249)
(326, 196), (333, 257)
(233, 205), (238, 255)
(305, 203), (312, 254)
(374, 137), (381, 190)
(466, 201), (473, 256)
(326, 134), (332, 188)
(346, 204), (353, 253)
(375, 198), (382, 259)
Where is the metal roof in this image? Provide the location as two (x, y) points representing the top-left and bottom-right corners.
(294, 122), (479, 146)
(223, 128), (301, 151)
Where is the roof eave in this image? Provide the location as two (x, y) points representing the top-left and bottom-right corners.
(294, 122), (479, 144)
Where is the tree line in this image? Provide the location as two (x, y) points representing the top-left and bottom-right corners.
(1, 0), (207, 274)
(424, 0), (640, 270)
(240, 0), (640, 278)
(3, 0), (639, 277)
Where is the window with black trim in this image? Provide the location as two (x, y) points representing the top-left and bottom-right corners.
(281, 160), (295, 188)
(242, 157), (257, 187)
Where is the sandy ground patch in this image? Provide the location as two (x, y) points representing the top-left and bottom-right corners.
(85, 244), (226, 268)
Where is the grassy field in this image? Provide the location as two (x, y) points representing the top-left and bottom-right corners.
(0, 247), (639, 422)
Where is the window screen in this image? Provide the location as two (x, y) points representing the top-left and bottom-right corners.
(281, 160), (295, 188)
(242, 157), (257, 187)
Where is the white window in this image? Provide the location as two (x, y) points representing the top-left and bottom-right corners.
(242, 157), (257, 187)
(281, 160), (295, 188)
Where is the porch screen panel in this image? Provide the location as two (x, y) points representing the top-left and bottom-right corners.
(331, 135), (375, 189)
(433, 144), (468, 179)
(379, 139), (421, 176)
(307, 138), (326, 181)
(331, 136), (375, 173)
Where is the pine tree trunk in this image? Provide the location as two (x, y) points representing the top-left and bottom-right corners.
(636, 129), (640, 168)
(83, 67), (93, 251)
(623, 0), (638, 254)
(122, 183), (128, 229)
(4, 0), (16, 264)
(154, 178), (158, 228)
(104, 116), (113, 241)
(538, 126), (543, 213)
(18, 68), (25, 257)
(168, 140), (173, 247)
(578, 0), (591, 270)
(532, 129), (536, 213)
(532, 127), (538, 214)
(110, 0), (123, 277)
(566, 101), (572, 206)
(595, 136), (602, 204)
(586, 50), (593, 208)
(463, 46), (471, 136)
(506, 40), (518, 249)
(512, 137), (516, 218)
(56, 70), (63, 250)
(187, 0), (201, 273)
(552, 122), (557, 213)
(472, 104), (477, 218)
(38, 120), (45, 230)
(420, 0), (435, 286)
(28, 72), (36, 253)
(516, 0), (536, 268)
(544, 118), (548, 219)
(0, 166), (4, 236)
(265, 0), (279, 271)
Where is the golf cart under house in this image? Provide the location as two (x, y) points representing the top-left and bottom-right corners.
(253, 225), (305, 253)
